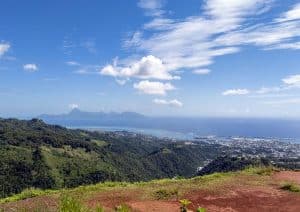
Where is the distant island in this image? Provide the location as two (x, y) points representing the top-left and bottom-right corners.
(39, 108), (147, 127)
(39, 109), (300, 139)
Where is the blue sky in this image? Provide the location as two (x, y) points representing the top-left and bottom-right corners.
(1, 0), (300, 118)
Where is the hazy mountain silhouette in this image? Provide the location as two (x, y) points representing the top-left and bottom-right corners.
(39, 109), (146, 126)
(38, 109), (300, 139)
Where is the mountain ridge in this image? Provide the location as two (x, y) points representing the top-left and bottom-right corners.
(37, 109), (300, 139)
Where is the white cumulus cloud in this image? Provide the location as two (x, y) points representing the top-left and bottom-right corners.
(222, 89), (249, 96)
(23, 64), (38, 72)
(133, 80), (175, 95)
(101, 55), (179, 80)
(0, 43), (10, 57)
(69, 104), (79, 110)
(282, 74), (300, 87)
(153, 98), (183, 107)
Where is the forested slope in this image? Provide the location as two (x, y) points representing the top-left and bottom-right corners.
(0, 118), (225, 198)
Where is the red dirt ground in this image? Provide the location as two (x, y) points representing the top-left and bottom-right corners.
(183, 171), (300, 212)
(273, 171), (300, 184)
(186, 186), (300, 212)
(1, 171), (300, 212)
(128, 201), (180, 212)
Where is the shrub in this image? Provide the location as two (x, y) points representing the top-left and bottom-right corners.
(154, 189), (179, 200)
(280, 183), (300, 193)
(12, 188), (41, 200)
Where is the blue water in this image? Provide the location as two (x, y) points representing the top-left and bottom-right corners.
(68, 125), (195, 140)
(68, 125), (300, 143)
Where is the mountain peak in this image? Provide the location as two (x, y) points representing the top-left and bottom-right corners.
(69, 108), (82, 114)
(38, 109), (147, 126)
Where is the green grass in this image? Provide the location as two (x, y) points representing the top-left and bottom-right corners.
(0, 172), (234, 204)
(0, 167), (275, 205)
(189, 171), (235, 190)
(0, 188), (57, 203)
(280, 182), (300, 193)
(115, 204), (131, 212)
(242, 166), (275, 176)
(91, 139), (108, 147)
(59, 194), (105, 212)
(0, 173), (232, 204)
(59, 194), (87, 212)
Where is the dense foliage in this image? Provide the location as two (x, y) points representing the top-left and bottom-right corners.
(0, 118), (225, 198)
(197, 155), (271, 176)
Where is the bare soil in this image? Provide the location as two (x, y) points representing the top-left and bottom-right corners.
(186, 186), (300, 212)
(273, 171), (300, 184)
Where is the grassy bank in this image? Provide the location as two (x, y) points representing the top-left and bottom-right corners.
(0, 166), (274, 204)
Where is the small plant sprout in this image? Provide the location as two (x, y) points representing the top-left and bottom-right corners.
(179, 199), (192, 212)
(197, 206), (207, 212)
(115, 204), (131, 212)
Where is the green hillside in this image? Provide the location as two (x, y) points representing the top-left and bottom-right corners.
(0, 118), (225, 198)
(197, 155), (272, 176)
